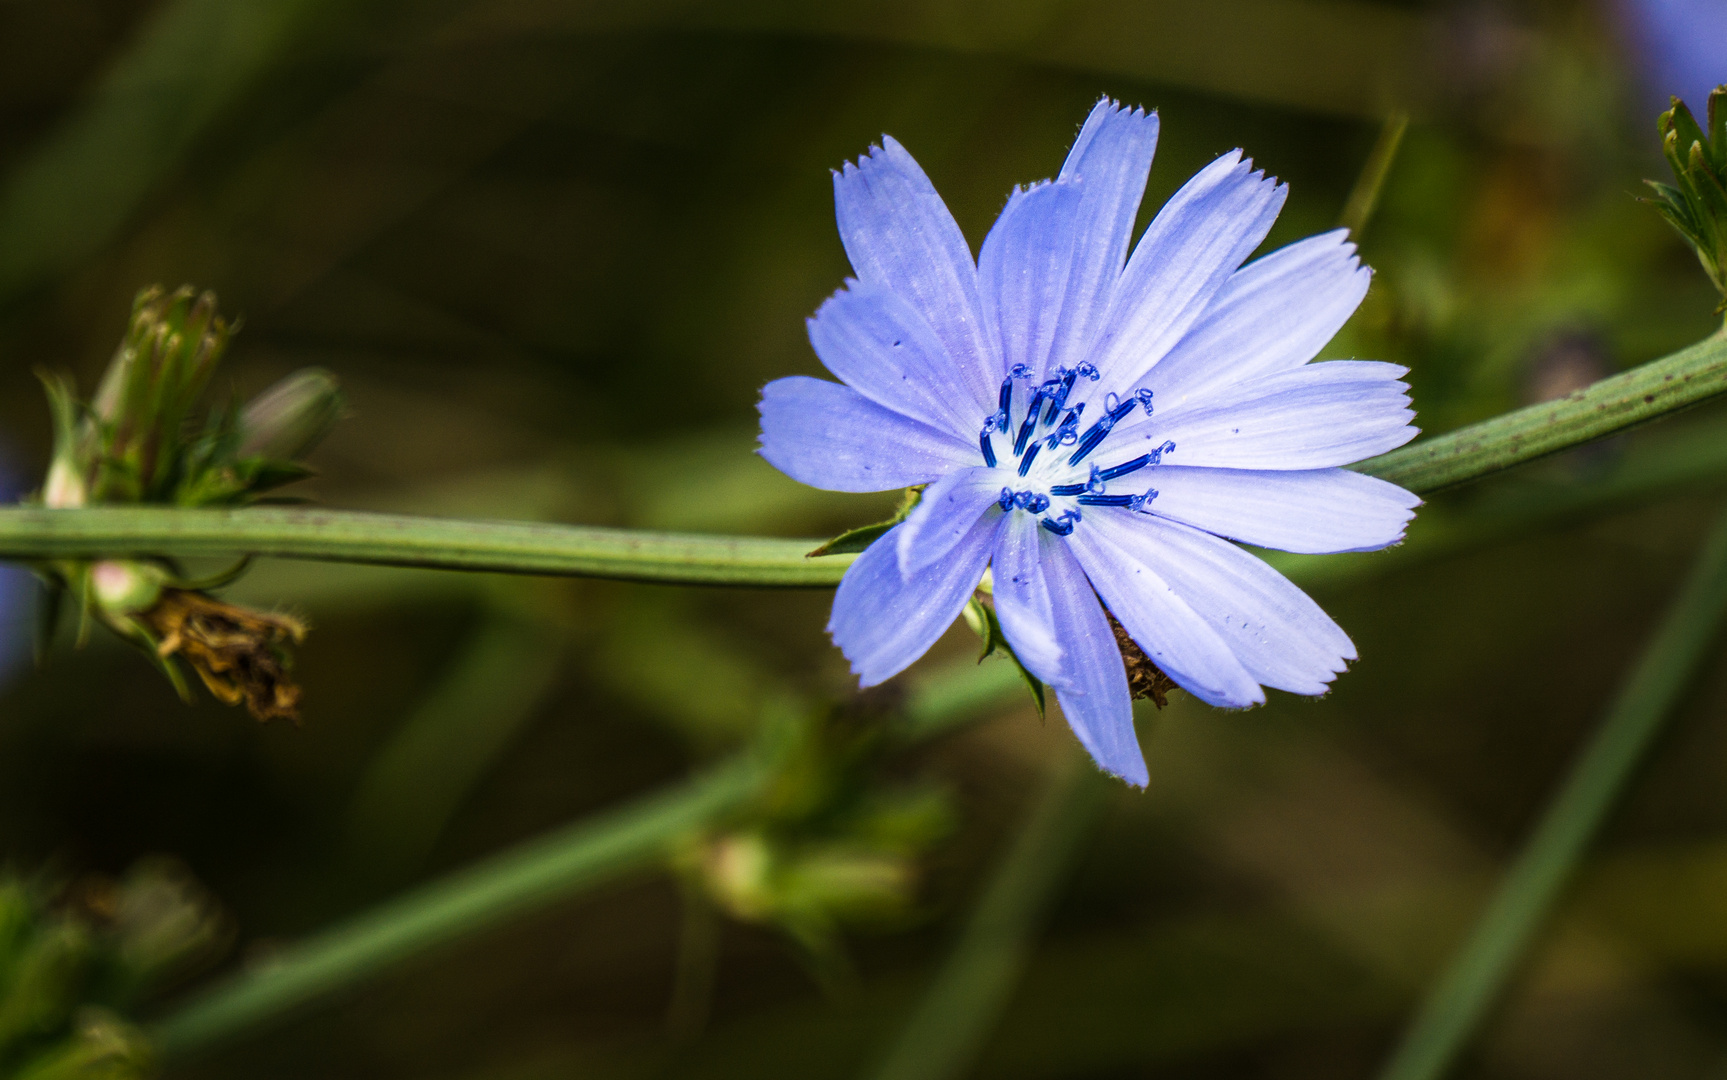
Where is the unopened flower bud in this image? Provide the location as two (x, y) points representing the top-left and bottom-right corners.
(90, 561), (167, 619)
(237, 369), (343, 461)
(42, 458), (86, 509)
(1646, 87), (1727, 308)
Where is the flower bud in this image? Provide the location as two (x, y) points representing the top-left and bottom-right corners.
(236, 368), (343, 462)
(42, 458), (86, 510)
(89, 562), (167, 620)
(1646, 87), (1727, 308)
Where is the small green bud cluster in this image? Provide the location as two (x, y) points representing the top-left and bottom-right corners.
(678, 696), (953, 978)
(29, 286), (340, 721)
(40, 285), (343, 510)
(1646, 87), (1727, 315)
(0, 861), (229, 1080)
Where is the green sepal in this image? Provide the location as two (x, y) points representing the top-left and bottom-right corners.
(807, 486), (924, 558)
(962, 596), (1046, 717)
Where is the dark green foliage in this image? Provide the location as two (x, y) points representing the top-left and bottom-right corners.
(0, 862), (226, 1080)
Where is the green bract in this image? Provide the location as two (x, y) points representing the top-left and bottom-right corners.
(1646, 86), (1727, 312)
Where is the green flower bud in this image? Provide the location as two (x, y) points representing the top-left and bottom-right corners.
(107, 859), (229, 995)
(89, 561), (167, 620)
(1645, 87), (1727, 312)
(237, 368), (344, 461)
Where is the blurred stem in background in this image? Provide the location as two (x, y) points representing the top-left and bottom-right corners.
(866, 744), (1112, 1080)
(343, 586), (573, 887)
(1377, 501), (1727, 1080)
(147, 657), (1023, 1059)
(1338, 111), (1409, 240)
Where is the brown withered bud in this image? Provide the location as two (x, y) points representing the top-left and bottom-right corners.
(1105, 610), (1177, 709)
(139, 591), (307, 723)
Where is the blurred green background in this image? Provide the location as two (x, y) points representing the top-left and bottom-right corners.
(2, 0), (1727, 1077)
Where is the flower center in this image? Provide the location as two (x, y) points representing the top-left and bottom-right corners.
(978, 364), (1175, 536)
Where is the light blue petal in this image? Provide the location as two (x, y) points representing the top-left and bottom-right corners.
(1089, 513), (1355, 697)
(987, 514), (1067, 686)
(808, 281), (980, 441)
(1040, 541), (1148, 786)
(1068, 519), (1263, 708)
(1144, 466), (1419, 554)
(1149, 230), (1372, 404)
(976, 181), (1083, 385)
(830, 518), (1000, 687)
(1092, 152), (1287, 397)
(1114, 360), (1416, 471)
(834, 138), (999, 416)
(757, 376), (972, 492)
(898, 466), (1010, 574)
(1047, 99), (1161, 378)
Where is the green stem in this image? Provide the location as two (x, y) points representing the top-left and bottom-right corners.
(1358, 330), (1727, 494)
(2, 333), (1726, 584)
(1376, 503), (1727, 1080)
(0, 507), (850, 587)
(149, 755), (767, 1058)
(866, 748), (1112, 1080)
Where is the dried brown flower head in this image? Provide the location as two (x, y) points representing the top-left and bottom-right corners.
(140, 590), (307, 722)
(1105, 609), (1177, 709)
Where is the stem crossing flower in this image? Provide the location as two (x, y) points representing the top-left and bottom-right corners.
(759, 99), (1420, 785)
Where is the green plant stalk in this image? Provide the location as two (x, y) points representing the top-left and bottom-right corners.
(867, 746), (1113, 1080)
(1358, 327), (1727, 494)
(1376, 502), (1727, 1080)
(0, 507), (849, 587)
(0, 331), (1724, 583)
(149, 754), (767, 1058)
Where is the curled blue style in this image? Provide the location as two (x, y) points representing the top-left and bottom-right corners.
(758, 99), (1420, 786)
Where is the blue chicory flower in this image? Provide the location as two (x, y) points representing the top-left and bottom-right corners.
(758, 99), (1419, 785)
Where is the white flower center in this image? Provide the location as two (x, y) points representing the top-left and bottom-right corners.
(977, 364), (1174, 536)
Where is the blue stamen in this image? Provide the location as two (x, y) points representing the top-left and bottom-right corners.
(1097, 454), (1151, 481)
(1075, 362), (1100, 381)
(1127, 487), (1160, 512)
(1085, 464), (1106, 495)
(1013, 390), (1045, 454)
(1039, 508), (1083, 536)
(1045, 404), (1084, 449)
(1043, 369), (1078, 423)
(980, 429), (997, 467)
(1049, 482), (1085, 496)
(1013, 491), (1050, 513)
(998, 376), (1014, 414)
(1077, 493), (1135, 507)
(1009, 363), (1032, 380)
(1065, 395), (1138, 466)
(1136, 387), (1155, 415)
(1017, 441), (1042, 477)
(999, 487), (1016, 512)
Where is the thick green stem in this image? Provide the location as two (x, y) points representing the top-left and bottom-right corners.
(0, 507), (850, 587)
(2, 333), (1726, 584)
(149, 755), (767, 1057)
(1376, 503), (1727, 1080)
(1358, 330), (1727, 493)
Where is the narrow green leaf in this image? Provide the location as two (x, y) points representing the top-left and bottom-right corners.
(808, 486), (923, 557)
